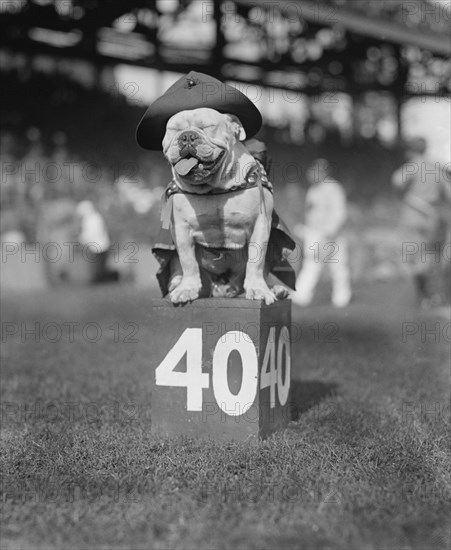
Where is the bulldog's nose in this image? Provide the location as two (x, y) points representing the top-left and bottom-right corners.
(178, 130), (200, 146)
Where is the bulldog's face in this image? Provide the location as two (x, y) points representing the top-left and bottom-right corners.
(162, 108), (246, 185)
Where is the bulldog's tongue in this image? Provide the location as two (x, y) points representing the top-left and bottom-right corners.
(174, 157), (198, 176)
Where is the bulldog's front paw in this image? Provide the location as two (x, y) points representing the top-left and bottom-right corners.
(244, 279), (276, 305)
(169, 278), (201, 303)
(272, 285), (289, 300)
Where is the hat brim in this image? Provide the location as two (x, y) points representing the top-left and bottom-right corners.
(136, 72), (262, 150)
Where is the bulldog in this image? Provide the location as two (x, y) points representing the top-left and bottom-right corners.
(159, 107), (290, 305)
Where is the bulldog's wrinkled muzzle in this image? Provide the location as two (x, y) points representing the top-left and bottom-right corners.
(178, 130), (201, 149)
(172, 128), (226, 178)
(174, 130), (204, 175)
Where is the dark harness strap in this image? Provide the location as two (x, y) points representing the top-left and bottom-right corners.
(160, 161), (272, 229)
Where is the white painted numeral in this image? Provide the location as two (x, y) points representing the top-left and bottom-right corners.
(155, 328), (209, 411)
(260, 327), (277, 408)
(260, 326), (291, 407)
(277, 326), (291, 406)
(212, 331), (259, 416)
(155, 326), (291, 413)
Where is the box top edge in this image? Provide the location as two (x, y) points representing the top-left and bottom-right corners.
(151, 298), (292, 310)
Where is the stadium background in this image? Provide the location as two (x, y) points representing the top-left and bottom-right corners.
(1, 0), (450, 289)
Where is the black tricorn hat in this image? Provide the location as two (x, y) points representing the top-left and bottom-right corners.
(136, 71), (263, 150)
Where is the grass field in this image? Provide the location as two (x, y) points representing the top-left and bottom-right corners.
(1, 280), (450, 550)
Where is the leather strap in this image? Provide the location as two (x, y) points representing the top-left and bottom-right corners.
(161, 161), (272, 227)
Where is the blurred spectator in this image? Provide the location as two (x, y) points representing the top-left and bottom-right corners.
(37, 197), (79, 286)
(391, 138), (451, 308)
(76, 200), (119, 283)
(22, 128), (49, 206)
(292, 158), (352, 307)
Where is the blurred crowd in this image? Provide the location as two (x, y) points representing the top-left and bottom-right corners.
(1, 69), (449, 309)
(391, 138), (451, 308)
(0, 125), (164, 286)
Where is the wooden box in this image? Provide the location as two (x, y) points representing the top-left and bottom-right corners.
(149, 298), (292, 442)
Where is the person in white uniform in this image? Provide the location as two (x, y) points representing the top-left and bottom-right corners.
(77, 200), (110, 252)
(292, 159), (351, 307)
(76, 200), (118, 283)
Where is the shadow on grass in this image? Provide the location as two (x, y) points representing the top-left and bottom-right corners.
(288, 380), (338, 421)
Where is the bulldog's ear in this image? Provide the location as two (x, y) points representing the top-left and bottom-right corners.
(225, 114), (247, 141)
